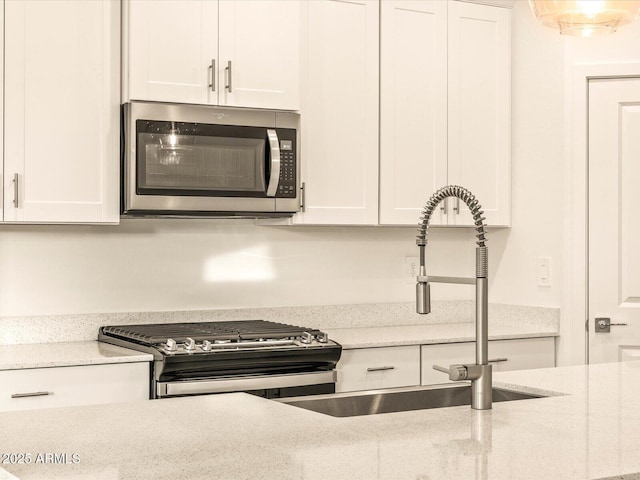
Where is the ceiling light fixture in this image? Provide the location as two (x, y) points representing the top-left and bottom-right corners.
(529, 0), (640, 36)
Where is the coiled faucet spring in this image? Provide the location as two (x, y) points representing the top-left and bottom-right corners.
(416, 185), (487, 248)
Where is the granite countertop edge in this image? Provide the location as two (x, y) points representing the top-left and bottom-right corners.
(327, 324), (559, 349)
(0, 341), (154, 371)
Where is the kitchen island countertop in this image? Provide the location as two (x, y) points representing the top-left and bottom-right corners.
(1, 361), (640, 479)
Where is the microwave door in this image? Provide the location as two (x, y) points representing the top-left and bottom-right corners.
(134, 121), (272, 199)
(265, 129), (281, 197)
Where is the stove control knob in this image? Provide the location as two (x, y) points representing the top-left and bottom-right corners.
(317, 332), (328, 343)
(202, 340), (212, 351)
(165, 338), (177, 352)
(300, 332), (313, 344)
(184, 338), (196, 351)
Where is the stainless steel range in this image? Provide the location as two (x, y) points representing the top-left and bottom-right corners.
(98, 320), (341, 399)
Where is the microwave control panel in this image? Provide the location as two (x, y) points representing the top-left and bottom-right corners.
(276, 129), (297, 198)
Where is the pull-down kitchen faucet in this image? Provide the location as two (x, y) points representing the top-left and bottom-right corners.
(416, 185), (492, 410)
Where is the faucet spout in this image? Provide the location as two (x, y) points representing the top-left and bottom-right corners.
(415, 185), (491, 410)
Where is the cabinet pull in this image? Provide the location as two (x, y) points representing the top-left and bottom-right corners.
(366, 366), (395, 372)
(440, 198), (448, 214)
(208, 59), (216, 92)
(225, 60), (233, 92)
(11, 391), (51, 399)
(488, 357), (508, 363)
(300, 182), (306, 212)
(454, 197), (460, 214)
(13, 173), (19, 208)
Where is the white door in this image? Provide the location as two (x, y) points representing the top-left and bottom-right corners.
(588, 77), (640, 363)
(3, 0), (120, 223)
(218, 0), (299, 110)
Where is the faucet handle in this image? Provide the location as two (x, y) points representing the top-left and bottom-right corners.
(433, 364), (468, 381)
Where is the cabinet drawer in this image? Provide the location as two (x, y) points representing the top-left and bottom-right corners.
(0, 362), (150, 412)
(421, 337), (555, 386)
(337, 346), (420, 393)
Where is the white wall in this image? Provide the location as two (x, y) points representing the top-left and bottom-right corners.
(0, 221), (481, 317)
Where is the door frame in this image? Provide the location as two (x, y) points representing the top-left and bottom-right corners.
(567, 63), (640, 365)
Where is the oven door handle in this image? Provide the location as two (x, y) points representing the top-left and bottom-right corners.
(266, 129), (281, 197)
(157, 371), (336, 398)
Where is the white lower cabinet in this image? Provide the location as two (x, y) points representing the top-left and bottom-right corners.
(421, 337), (556, 386)
(336, 346), (420, 393)
(0, 362), (150, 412)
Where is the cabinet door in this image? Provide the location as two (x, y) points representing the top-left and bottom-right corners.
(125, 0), (218, 104)
(379, 0), (447, 226)
(447, 1), (511, 226)
(3, 0), (120, 223)
(218, 0), (299, 110)
(294, 0), (379, 225)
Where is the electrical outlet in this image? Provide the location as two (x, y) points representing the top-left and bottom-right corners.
(405, 256), (420, 285)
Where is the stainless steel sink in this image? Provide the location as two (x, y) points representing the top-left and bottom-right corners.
(279, 384), (543, 417)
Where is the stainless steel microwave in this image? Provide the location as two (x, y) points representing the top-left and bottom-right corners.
(122, 101), (300, 217)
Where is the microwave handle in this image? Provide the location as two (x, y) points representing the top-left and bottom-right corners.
(266, 129), (281, 197)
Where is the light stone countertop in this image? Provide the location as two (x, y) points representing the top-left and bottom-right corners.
(327, 321), (558, 349)
(2, 362), (640, 479)
(0, 342), (153, 371)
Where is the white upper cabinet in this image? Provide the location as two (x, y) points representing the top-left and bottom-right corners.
(379, 0), (448, 226)
(3, 0), (120, 224)
(379, 0), (511, 227)
(125, 0), (218, 105)
(217, 1), (300, 110)
(124, 0), (300, 111)
(447, 1), (511, 226)
(292, 0), (379, 225)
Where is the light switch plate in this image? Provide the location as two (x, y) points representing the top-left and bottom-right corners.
(537, 256), (551, 287)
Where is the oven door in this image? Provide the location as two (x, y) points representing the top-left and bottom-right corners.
(155, 371), (336, 399)
(122, 102), (299, 216)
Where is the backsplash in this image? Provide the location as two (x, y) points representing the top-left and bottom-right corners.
(0, 301), (559, 345)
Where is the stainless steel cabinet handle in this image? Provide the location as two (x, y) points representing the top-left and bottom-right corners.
(488, 357), (508, 363)
(454, 197), (460, 214)
(208, 59), (216, 92)
(11, 391), (51, 399)
(13, 173), (19, 208)
(225, 60), (232, 92)
(366, 366), (395, 372)
(265, 129), (280, 197)
(300, 182), (306, 212)
(440, 198), (448, 214)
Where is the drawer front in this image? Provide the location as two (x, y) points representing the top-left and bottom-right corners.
(337, 346), (420, 393)
(489, 337), (556, 372)
(421, 337), (556, 385)
(0, 362), (150, 412)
